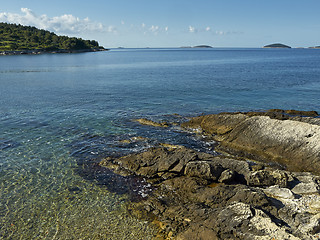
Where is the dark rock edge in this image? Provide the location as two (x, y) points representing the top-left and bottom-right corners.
(0, 48), (108, 56)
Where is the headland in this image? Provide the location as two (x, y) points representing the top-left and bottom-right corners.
(0, 22), (107, 55)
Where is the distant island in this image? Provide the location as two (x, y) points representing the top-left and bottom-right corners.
(263, 43), (291, 48)
(0, 22), (107, 55)
(193, 45), (213, 48)
(180, 45), (213, 48)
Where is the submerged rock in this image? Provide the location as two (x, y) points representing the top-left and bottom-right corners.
(134, 118), (169, 127)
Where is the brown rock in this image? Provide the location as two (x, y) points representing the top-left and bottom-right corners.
(134, 118), (169, 127)
(182, 111), (320, 174)
(181, 113), (248, 136)
(99, 146), (320, 239)
(184, 161), (224, 181)
(268, 109), (319, 117)
(218, 169), (235, 183)
(247, 169), (290, 187)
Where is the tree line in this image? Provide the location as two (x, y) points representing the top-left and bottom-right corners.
(0, 22), (104, 51)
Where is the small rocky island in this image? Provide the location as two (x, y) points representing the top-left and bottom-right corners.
(0, 22), (106, 55)
(263, 43), (291, 48)
(180, 45), (213, 49)
(193, 45), (213, 48)
(99, 109), (320, 239)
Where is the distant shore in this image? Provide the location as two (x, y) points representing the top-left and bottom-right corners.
(0, 48), (108, 56)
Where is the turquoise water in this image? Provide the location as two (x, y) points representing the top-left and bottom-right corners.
(1, 48), (320, 239)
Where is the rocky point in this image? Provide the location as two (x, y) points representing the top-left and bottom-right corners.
(98, 109), (320, 239)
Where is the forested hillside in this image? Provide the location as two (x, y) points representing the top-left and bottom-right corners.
(0, 22), (105, 52)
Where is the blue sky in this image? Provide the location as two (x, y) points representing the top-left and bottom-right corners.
(1, 0), (320, 48)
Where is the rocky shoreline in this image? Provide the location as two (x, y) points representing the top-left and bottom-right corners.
(181, 109), (320, 174)
(99, 109), (320, 239)
(0, 48), (108, 56)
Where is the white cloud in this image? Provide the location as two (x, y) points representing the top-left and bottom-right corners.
(213, 30), (243, 35)
(149, 25), (159, 32)
(139, 23), (167, 35)
(0, 8), (111, 35)
(107, 25), (117, 33)
(187, 25), (242, 36)
(189, 25), (196, 33)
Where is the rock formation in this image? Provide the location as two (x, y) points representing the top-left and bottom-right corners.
(100, 146), (320, 239)
(181, 110), (320, 174)
(134, 118), (169, 128)
(98, 109), (320, 239)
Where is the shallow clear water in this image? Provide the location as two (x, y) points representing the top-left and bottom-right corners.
(1, 48), (320, 239)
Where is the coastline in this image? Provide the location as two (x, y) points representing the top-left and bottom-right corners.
(0, 48), (108, 56)
(99, 109), (320, 239)
(2, 46), (320, 239)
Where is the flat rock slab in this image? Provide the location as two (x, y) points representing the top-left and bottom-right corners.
(182, 111), (320, 174)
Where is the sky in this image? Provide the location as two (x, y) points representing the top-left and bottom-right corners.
(0, 0), (320, 48)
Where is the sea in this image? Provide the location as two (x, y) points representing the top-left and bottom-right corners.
(1, 48), (320, 239)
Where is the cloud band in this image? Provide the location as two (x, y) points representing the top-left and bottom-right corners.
(0, 8), (107, 35)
